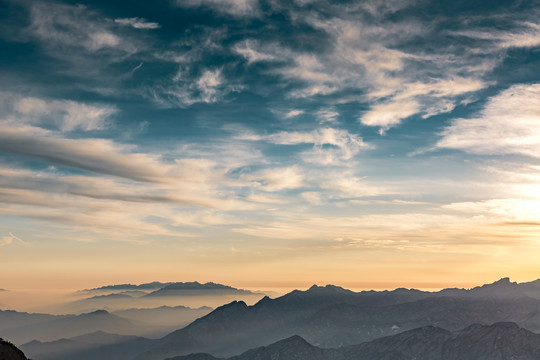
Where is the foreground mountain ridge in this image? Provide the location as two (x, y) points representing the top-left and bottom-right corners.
(0, 338), (28, 360)
(167, 322), (540, 360)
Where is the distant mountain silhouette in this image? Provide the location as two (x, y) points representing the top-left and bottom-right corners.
(0, 309), (65, 333)
(64, 292), (138, 312)
(77, 282), (172, 294)
(167, 322), (540, 360)
(0, 338), (28, 360)
(2, 309), (137, 344)
(144, 282), (258, 297)
(1, 305), (213, 349)
(66, 281), (264, 313)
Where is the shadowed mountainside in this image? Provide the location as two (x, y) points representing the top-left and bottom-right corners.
(113, 306), (212, 331)
(167, 322), (540, 360)
(20, 331), (150, 360)
(0, 338), (28, 360)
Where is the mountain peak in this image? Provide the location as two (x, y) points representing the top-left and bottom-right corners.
(493, 277), (512, 285)
(306, 284), (352, 294)
(87, 309), (110, 315)
(255, 295), (272, 305)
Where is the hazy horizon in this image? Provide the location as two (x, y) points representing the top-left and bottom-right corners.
(1, 276), (537, 314)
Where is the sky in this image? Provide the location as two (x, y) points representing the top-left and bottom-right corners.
(1, 0), (540, 295)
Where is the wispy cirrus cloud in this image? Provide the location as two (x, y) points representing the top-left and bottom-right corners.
(0, 232), (25, 247)
(242, 166), (305, 192)
(233, 40), (278, 63)
(27, 2), (134, 53)
(437, 83), (540, 158)
(114, 17), (160, 30)
(157, 68), (243, 107)
(3, 94), (117, 132)
(232, 12), (491, 131)
(450, 22), (540, 50)
(173, 0), (260, 17)
(239, 127), (371, 165)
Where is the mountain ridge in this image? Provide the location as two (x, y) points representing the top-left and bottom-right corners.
(166, 322), (540, 360)
(132, 277), (540, 360)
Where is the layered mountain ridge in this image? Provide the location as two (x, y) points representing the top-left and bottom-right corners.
(167, 322), (540, 360)
(7, 277), (540, 360)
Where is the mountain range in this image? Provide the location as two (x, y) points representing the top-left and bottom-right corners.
(1, 305), (213, 345)
(64, 281), (264, 313)
(5, 277), (540, 360)
(167, 322), (540, 360)
(143, 282), (257, 297)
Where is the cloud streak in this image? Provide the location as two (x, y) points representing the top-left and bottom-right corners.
(7, 95), (117, 132)
(114, 18), (160, 30)
(0, 233), (25, 247)
(437, 83), (540, 158)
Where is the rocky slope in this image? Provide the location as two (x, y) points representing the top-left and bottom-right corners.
(0, 338), (29, 360)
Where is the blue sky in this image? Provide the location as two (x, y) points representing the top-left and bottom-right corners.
(1, 0), (540, 292)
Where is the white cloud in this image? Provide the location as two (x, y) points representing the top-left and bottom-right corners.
(28, 2), (134, 54)
(87, 32), (120, 50)
(163, 68), (243, 106)
(174, 0), (259, 16)
(197, 69), (223, 101)
(234, 40), (277, 63)
(265, 128), (371, 165)
(361, 99), (419, 131)
(114, 17), (160, 29)
(244, 166), (305, 191)
(316, 108), (339, 123)
(233, 14), (490, 132)
(444, 198), (540, 222)
(451, 22), (540, 49)
(359, 0), (418, 17)
(237, 127), (371, 165)
(361, 77), (487, 133)
(282, 110), (304, 119)
(437, 83), (540, 157)
(11, 96), (116, 132)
